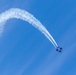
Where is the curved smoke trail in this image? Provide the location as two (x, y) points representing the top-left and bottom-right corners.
(0, 8), (58, 48)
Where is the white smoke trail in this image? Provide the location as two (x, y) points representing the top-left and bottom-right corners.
(0, 8), (58, 48)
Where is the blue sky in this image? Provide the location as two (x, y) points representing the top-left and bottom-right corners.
(0, 0), (76, 75)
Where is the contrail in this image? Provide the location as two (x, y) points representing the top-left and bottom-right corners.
(0, 8), (59, 49)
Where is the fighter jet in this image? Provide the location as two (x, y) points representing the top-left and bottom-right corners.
(56, 47), (62, 52)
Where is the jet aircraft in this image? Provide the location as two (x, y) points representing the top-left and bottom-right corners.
(56, 47), (62, 52)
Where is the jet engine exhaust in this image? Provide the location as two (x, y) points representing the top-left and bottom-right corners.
(0, 8), (62, 52)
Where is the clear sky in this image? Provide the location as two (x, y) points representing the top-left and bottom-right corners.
(0, 0), (76, 75)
